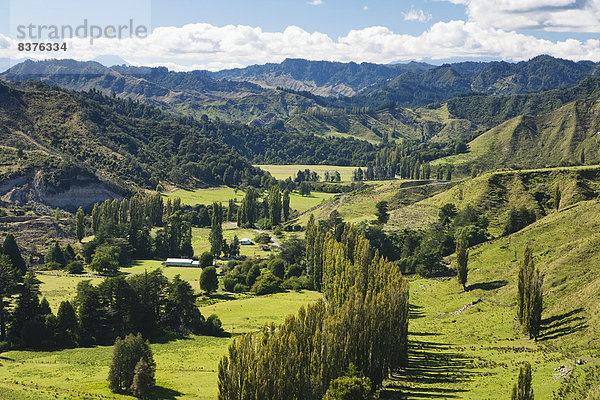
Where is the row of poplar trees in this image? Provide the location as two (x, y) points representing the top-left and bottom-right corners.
(518, 247), (543, 340)
(217, 222), (410, 399)
(237, 186), (291, 227)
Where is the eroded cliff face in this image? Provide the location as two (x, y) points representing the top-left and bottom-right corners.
(1, 170), (121, 211)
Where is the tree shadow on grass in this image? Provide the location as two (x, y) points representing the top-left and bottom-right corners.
(409, 304), (425, 320)
(380, 339), (475, 399)
(467, 280), (508, 291)
(152, 385), (183, 400)
(539, 308), (587, 341)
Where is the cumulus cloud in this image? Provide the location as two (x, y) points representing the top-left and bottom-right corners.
(3, 22), (600, 71)
(308, 0), (323, 5)
(439, 0), (600, 31)
(403, 8), (433, 22)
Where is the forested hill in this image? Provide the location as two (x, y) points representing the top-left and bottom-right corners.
(1, 59), (265, 104)
(209, 58), (434, 97)
(354, 55), (600, 108)
(0, 80), (268, 198)
(0, 81), (381, 201)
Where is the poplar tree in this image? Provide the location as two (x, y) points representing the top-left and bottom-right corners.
(209, 203), (224, 257)
(282, 189), (290, 222)
(511, 362), (534, 400)
(456, 228), (469, 291)
(268, 185), (282, 226)
(76, 207), (86, 242)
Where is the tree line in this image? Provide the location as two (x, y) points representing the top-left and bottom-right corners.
(218, 223), (409, 399)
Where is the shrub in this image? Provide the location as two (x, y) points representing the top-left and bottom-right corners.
(254, 233), (271, 244)
(206, 314), (224, 335)
(268, 258), (286, 279)
(233, 283), (249, 293)
(42, 261), (62, 271)
(246, 264), (261, 287)
(282, 277), (303, 291)
(67, 261), (84, 274)
(223, 275), (237, 292)
(286, 263), (303, 278)
(252, 272), (282, 295)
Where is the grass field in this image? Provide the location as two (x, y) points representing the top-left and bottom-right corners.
(256, 164), (360, 182)
(164, 185), (333, 214)
(382, 200), (600, 399)
(0, 283), (321, 400)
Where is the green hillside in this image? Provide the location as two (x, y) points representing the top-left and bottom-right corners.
(384, 199), (600, 398)
(436, 98), (600, 174)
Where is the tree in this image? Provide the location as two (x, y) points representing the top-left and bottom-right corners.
(56, 300), (78, 347)
(45, 242), (66, 269)
(76, 207), (86, 242)
(511, 362), (534, 400)
(456, 228), (469, 291)
(282, 189), (291, 222)
(229, 236), (240, 257)
(268, 258), (285, 279)
(554, 184), (561, 211)
(0, 255), (16, 341)
(209, 203), (224, 257)
(268, 185), (282, 226)
(108, 333), (155, 394)
(90, 251), (119, 275)
(299, 182), (311, 196)
(518, 247), (543, 339)
(91, 203), (101, 233)
(200, 266), (218, 294)
(199, 252), (214, 268)
(439, 203), (457, 226)
(251, 271), (281, 295)
(4, 234), (26, 275)
(323, 365), (375, 400)
(375, 201), (389, 224)
(131, 358), (155, 399)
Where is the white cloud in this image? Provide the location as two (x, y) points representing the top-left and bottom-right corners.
(308, 0), (323, 5)
(438, 0), (600, 32)
(403, 8), (433, 22)
(4, 21), (600, 71)
(364, 5), (369, 11)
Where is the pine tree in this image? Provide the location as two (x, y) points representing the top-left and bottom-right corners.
(56, 300), (78, 347)
(511, 362), (534, 400)
(375, 201), (389, 224)
(0, 255), (16, 341)
(456, 228), (469, 291)
(45, 242), (66, 268)
(3, 234), (26, 275)
(131, 358), (155, 399)
(76, 207), (86, 242)
(108, 333), (155, 394)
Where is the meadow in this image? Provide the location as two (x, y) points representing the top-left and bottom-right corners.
(164, 185), (333, 214)
(2, 271), (322, 400)
(255, 164), (360, 182)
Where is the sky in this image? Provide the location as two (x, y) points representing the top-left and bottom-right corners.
(2, 0), (600, 71)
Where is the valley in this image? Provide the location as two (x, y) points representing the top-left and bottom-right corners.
(1, 55), (600, 400)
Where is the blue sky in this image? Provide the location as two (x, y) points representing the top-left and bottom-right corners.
(2, 0), (600, 70)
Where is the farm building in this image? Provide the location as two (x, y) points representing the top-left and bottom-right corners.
(240, 238), (253, 245)
(165, 258), (200, 267)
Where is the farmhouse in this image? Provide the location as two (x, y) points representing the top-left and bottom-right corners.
(164, 258), (200, 267)
(240, 238), (253, 245)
